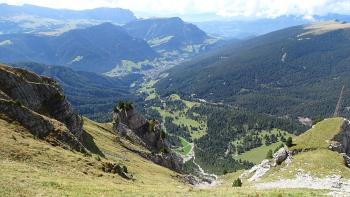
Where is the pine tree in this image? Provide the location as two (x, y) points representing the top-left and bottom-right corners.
(286, 137), (293, 147)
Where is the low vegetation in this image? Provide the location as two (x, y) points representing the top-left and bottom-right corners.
(0, 115), (330, 196)
(291, 118), (344, 151)
(232, 178), (242, 187)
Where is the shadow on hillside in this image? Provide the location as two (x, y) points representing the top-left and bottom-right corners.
(81, 131), (105, 157)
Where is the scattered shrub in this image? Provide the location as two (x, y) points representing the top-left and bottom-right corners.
(274, 143), (284, 153)
(286, 137), (293, 147)
(266, 149), (273, 159)
(232, 178), (242, 187)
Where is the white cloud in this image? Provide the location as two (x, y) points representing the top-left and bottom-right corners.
(1, 0), (350, 18)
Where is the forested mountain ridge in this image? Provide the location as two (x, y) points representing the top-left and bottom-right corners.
(156, 21), (350, 120)
(124, 17), (214, 51)
(11, 62), (135, 122)
(0, 23), (157, 73)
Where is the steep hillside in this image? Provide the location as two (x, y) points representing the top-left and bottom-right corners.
(11, 63), (135, 122)
(195, 15), (309, 39)
(137, 80), (306, 175)
(0, 64), (337, 196)
(0, 23), (157, 73)
(156, 21), (350, 120)
(124, 17), (213, 51)
(238, 118), (350, 195)
(0, 63), (84, 151)
(0, 111), (326, 196)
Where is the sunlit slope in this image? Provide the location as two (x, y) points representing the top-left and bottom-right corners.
(0, 115), (327, 196)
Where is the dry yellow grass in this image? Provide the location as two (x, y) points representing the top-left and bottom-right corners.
(300, 21), (350, 37)
(0, 116), (328, 196)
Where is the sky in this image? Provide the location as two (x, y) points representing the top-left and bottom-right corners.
(2, 0), (350, 19)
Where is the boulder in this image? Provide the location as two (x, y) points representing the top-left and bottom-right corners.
(241, 159), (271, 182)
(273, 147), (289, 165)
(329, 141), (343, 152)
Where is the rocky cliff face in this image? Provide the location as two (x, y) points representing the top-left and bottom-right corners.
(113, 107), (183, 172)
(0, 64), (85, 152)
(330, 119), (350, 166)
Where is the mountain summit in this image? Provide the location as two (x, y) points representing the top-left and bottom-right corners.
(0, 23), (157, 73)
(124, 17), (210, 51)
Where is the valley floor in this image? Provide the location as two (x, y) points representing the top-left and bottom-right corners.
(0, 117), (331, 196)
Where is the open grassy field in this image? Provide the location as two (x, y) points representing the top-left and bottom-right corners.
(233, 129), (295, 164)
(234, 142), (283, 164)
(174, 137), (193, 156)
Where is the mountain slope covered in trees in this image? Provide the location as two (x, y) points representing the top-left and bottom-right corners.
(12, 63), (135, 122)
(124, 17), (212, 51)
(0, 23), (157, 73)
(156, 21), (350, 120)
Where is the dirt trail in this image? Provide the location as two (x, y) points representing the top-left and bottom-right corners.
(256, 172), (350, 197)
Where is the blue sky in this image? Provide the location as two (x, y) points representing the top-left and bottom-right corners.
(2, 0), (350, 19)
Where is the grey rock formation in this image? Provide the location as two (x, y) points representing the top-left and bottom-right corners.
(113, 108), (166, 151)
(0, 64), (85, 152)
(273, 147), (289, 165)
(0, 65), (83, 138)
(113, 107), (183, 172)
(240, 159), (271, 182)
(330, 119), (350, 166)
(148, 152), (183, 172)
(182, 174), (213, 185)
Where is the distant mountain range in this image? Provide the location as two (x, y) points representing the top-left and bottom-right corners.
(194, 14), (350, 39)
(0, 3), (137, 35)
(0, 23), (157, 73)
(0, 16), (218, 74)
(0, 3), (136, 24)
(156, 21), (350, 120)
(124, 17), (211, 51)
(194, 16), (309, 39)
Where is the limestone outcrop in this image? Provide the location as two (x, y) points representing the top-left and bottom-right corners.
(329, 119), (350, 166)
(273, 147), (290, 165)
(113, 105), (183, 172)
(241, 147), (292, 182)
(0, 64), (85, 152)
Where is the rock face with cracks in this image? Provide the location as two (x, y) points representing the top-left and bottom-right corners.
(273, 147), (290, 165)
(113, 107), (183, 172)
(241, 147), (292, 182)
(0, 64), (85, 152)
(330, 119), (350, 166)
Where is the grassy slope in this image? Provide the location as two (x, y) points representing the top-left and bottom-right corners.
(291, 118), (345, 151)
(234, 130), (295, 164)
(234, 142), (283, 164)
(139, 80), (207, 139)
(260, 117), (350, 181)
(152, 94), (207, 140)
(0, 117), (188, 196)
(0, 116), (328, 196)
(174, 137), (192, 156)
